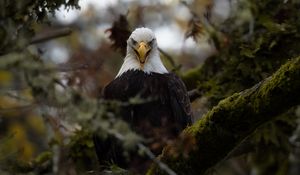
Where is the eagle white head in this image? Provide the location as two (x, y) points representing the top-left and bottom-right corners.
(116, 27), (168, 77)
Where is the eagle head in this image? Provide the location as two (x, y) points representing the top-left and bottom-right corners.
(116, 27), (168, 77)
(127, 27), (157, 66)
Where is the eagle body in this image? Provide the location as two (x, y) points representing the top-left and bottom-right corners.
(104, 70), (191, 138)
(93, 28), (192, 172)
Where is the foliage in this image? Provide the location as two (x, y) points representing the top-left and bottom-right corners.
(0, 0), (300, 175)
(181, 0), (300, 174)
(0, 0), (140, 174)
(0, 0), (79, 55)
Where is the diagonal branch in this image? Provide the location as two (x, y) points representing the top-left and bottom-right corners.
(188, 89), (202, 102)
(149, 56), (300, 175)
(29, 28), (72, 45)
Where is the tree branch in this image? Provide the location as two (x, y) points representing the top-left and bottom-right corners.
(149, 56), (300, 175)
(29, 28), (72, 45)
(188, 89), (202, 102)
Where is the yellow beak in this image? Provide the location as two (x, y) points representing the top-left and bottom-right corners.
(136, 42), (151, 65)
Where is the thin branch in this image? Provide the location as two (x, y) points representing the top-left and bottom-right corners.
(137, 143), (177, 175)
(0, 85), (29, 92)
(54, 79), (67, 89)
(111, 132), (177, 175)
(188, 89), (202, 102)
(29, 28), (72, 45)
(227, 139), (254, 158)
(0, 104), (36, 113)
(4, 92), (32, 102)
(55, 63), (90, 72)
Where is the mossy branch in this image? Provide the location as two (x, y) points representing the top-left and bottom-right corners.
(150, 56), (300, 175)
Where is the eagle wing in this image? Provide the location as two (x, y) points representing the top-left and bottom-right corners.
(167, 73), (192, 127)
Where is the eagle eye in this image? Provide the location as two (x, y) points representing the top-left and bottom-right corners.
(148, 38), (155, 45)
(131, 38), (138, 45)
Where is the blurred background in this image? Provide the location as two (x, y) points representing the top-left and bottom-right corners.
(1, 0), (300, 174)
(42, 0), (221, 89)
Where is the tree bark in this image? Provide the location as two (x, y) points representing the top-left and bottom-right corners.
(148, 56), (300, 175)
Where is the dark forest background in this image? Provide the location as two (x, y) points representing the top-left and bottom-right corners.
(0, 0), (300, 175)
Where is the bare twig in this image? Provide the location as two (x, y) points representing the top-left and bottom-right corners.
(0, 104), (36, 113)
(0, 85), (29, 92)
(227, 139), (254, 158)
(29, 28), (72, 45)
(188, 89), (202, 102)
(54, 79), (67, 89)
(111, 132), (177, 175)
(55, 63), (89, 72)
(4, 92), (31, 102)
(137, 143), (177, 175)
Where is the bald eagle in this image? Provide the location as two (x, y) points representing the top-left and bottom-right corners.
(94, 27), (192, 172)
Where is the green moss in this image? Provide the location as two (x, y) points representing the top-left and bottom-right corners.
(151, 56), (300, 175)
(252, 56), (300, 114)
(33, 151), (53, 165)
